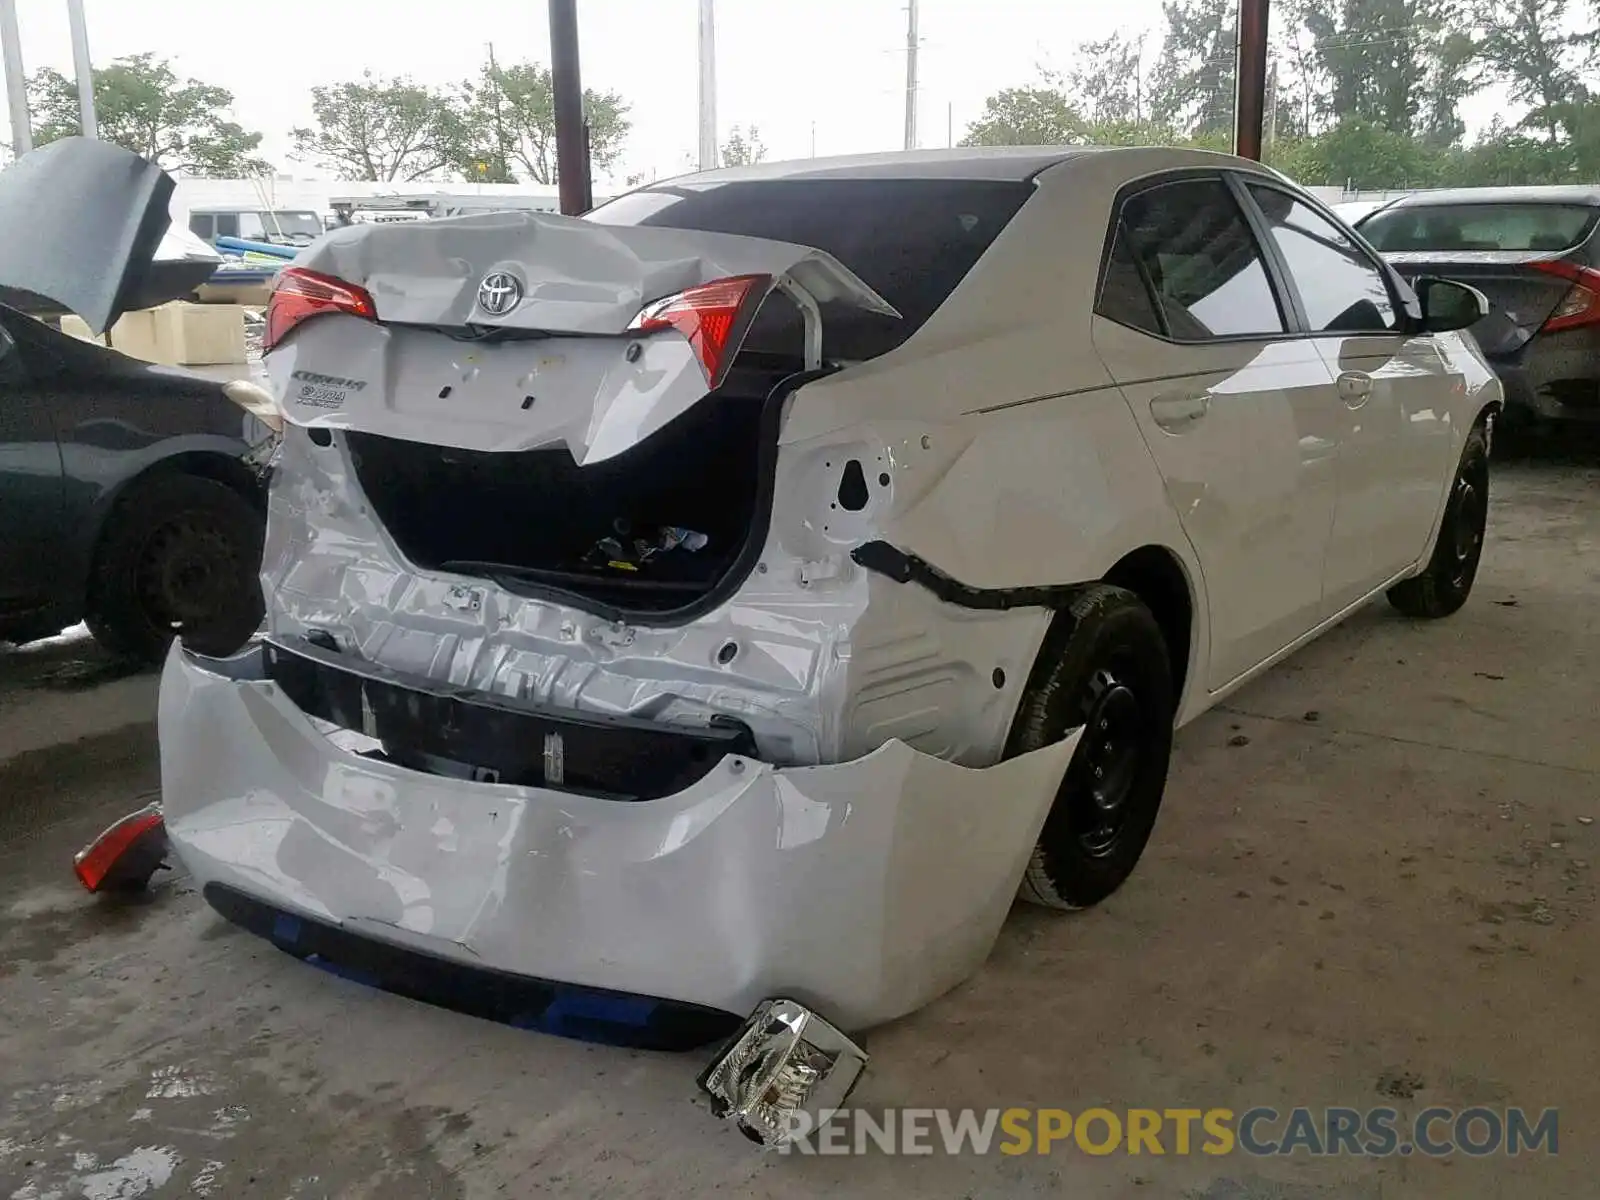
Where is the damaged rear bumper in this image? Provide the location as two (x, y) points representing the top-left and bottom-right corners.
(160, 642), (1077, 1032)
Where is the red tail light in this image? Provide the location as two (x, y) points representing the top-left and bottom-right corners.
(265, 266), (378, 351)
(627, 273), (771, 387)
(1533, 261), (1600, 334)
(73, 803), (168, 893)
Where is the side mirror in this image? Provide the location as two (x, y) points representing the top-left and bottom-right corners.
(1415, 276), (1489, 334)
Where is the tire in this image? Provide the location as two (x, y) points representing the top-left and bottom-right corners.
(1008, 584), (1176, 911)
(1386, 422), (1489, 621)
(85, 473), (265, 664)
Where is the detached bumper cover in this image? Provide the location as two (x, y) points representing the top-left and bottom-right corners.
(160, 645), (1077, 1030)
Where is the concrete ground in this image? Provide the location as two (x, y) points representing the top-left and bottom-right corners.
(1, 451), (1596, 1200)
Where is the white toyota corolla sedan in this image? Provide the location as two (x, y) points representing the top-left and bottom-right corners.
(156, 146), (1499, 1137)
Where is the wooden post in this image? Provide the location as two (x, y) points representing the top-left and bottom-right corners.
(549, 0), (591, 214)
(1234, 0), (1270, 161)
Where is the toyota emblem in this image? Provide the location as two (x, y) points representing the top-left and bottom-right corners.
(477, 271), (523, 316)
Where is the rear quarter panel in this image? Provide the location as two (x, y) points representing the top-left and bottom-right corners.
(781, 151), (1214, 719)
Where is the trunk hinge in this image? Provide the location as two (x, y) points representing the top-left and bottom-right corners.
(776, 278), (824, 371)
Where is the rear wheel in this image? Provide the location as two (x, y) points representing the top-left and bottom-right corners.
(1387, 423), (1489, 620)
(1007, 584), (1175, 911)
(86, 474), (265, 664)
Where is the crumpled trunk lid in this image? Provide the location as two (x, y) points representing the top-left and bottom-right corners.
(267, 210), (895, 464)
(293, 208), (896, 334)
(1385, 249), (1579, 358)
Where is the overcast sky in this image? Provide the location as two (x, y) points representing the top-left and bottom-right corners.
(3, 0), (1170, 182)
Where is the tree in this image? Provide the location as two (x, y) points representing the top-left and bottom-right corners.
(721, 125), (767, 166)
(1296, 0), (1477, 144)
(1066, 35), (1148, 125)
(29, 53), (267, 176)
(1149, 0), (1237, 137)
(1471, 0), (1591, 142)
(291, 74), (470, 181)
(461, 61), (630, 184)
(1272, 118), (1444, 186)
(960, 86), (1088, 146)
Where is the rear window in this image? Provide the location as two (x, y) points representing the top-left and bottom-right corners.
(1361, 202), (1599, 253)
(586, 178), (1033, 362)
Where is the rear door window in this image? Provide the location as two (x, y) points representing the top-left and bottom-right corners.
(1097, 221), (1165, 336)
(1361, 203), (1599, 253)
(587, 178), (1033, 362)
(1247, 184), (1399, 334)
(1112, 178), (1286, 340)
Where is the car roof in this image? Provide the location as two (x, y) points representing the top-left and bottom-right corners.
(646, 145), (1272, 188)
(656, 146), (1110, 185)
(1378, 185), (1600, 210)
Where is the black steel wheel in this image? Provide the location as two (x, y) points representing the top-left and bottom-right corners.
(86, 473), (265, 663)
(1387, 421), (1490, 620)
(1006, 584), (1176, 910)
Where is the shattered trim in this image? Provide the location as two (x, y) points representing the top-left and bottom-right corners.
(257, 637), (761, 799)
(203, 883), (744, 1051)
(850, 541), (1086, 611)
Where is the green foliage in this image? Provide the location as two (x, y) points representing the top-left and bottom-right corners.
(1272, 119), (1445, 188)
(967, 0), (1600, 191)
(28, 53), (268, 177)
(960, 87), (1089, 146)
(721, 125), (767, 167)
(290, 74), (469, 182)
(1150, 0), (1238, 137)
(461, 62), (631, 185)
(1066, 35), (1148, 125)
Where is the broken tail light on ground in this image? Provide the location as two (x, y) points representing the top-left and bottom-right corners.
(698, 998), (869, 1148)
(73, 802), (169, 893)
(265, 266), (378, 350)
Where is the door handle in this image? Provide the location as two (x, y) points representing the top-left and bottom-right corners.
(1337, 371), (1373, 408)
(1149, 392), (1210, 430)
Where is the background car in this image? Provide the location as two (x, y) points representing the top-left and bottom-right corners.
(1357, 186), (1600, 431)
(0, 138), (273, 662)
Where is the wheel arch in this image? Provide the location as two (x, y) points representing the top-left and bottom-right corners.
(78, 444), (264, 601)
(1101, 544), (1198, 716)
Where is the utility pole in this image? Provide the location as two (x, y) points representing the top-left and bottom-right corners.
(698, 0), (718, 171)
(903, 0), (919, 150)
(0, 0), (30, 158)
(946, 102), (952, 148)
(66, 0), (97, 138)
(548, 0), (590, 213)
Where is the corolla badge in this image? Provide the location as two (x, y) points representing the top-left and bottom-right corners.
(477, 271), (523, 316)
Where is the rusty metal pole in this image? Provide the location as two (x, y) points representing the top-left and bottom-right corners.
(549, 0), (591, 214)
(1234, 0), (1270, 161)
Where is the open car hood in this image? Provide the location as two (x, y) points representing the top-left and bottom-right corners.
(0, 137), (180, 333)
(293, 208), (898, 333)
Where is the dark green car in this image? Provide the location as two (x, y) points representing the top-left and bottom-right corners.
(0, 138), (271, 662)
